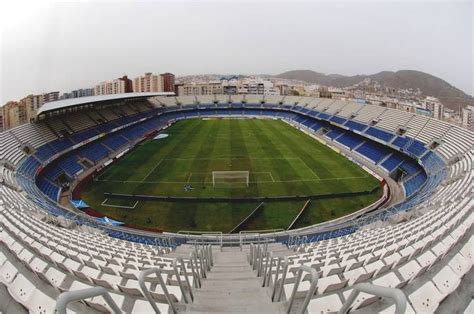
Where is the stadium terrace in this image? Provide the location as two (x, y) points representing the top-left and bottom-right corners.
(0, 93), (472, 313)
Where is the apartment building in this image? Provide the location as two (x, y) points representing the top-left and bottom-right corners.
(133, 73), (163, 93)
(19, 94), (45, 123)
(3, 101), (27, 129)
(43, 91), (60, 103)
(61, 88), (95, 99)
(177, 82), (223, 96)
(0, 106), (5, 131)
(161, 73), (175, 93)
(462, 105), (474, 131)
(95, 79), (126, 95)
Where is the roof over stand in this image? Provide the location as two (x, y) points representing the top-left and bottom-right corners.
(37, 92), (175, 117)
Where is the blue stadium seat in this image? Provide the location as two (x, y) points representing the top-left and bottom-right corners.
(57, 155), (84, 177)
(49, 138), (74, 152)
(365, 127), (395, 142)
(355, 141), (390, 163)
(79, 143), (109, 163)
(392, 136), (409, 148)
(318, 112), (331, 120)
(406, 140), (427, 157)
(335, 132), (364, 149)
(329, 116), (347, 125)
(325, 128), (344, 140)
(34, 144), (57, 161)
(102, 134), (128, 151)
(37, 177), (60, 201)
(344, 120), (367, 132)
(403, 172), (427, 197)
(380, 153), (405, 172)
(399, 159), (421, 176)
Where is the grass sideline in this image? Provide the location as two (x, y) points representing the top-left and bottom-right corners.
(81, 118), (382, 232)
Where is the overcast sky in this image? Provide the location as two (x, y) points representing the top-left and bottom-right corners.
(0, 0), (472, 104)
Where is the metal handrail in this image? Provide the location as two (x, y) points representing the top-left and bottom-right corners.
(338, 283), (407, 314)
(195, 245), (207, 278)
(286, 265), (318, 314)
(173, 257), (194, 303)
(240, 229), (285, 250)
(56, 287), (121, 314)
(138, 267), (177, 314)
(272, 256), (289, 301)
(178, 230), (223, 250)
(188, 251), (201, 288)
(262, 252), (273, 287)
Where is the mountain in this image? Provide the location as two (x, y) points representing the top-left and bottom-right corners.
(275, 70), (473, 110)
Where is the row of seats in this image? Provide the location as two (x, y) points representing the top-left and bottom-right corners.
(260, 149), (472, 312)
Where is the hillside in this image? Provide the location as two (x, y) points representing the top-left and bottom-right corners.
(275, 70), (473, 110)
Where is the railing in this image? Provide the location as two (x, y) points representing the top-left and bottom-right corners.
(272, 256), (290, 302)
(172, 257), (194, 303)
(178, 230), (223, 251)
(249, 242), (269, 277)
(339, 283), (407, 314)
(239, 229), (284, 250)
(137, 244), (212, 314)
(56, 287), (121, 314)
(138, 267), (177, 313)
(193, 244), (213, 279)
(286, 265), (319, 314)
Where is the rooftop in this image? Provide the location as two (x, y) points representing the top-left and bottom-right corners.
(37, 92), (174, 116)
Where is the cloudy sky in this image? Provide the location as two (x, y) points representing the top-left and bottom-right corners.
(0, 0), (472, 104)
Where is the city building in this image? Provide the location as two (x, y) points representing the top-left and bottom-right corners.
(0, 106), (5, 131)
(19, 94), (44, 123)
(161, 73), (175, 93)
(43, 91), (60, 103)
(177, 82), (223, 96)
(61, 88), (95, 99)
(3, 101), (27, 129)
(462, 105), (474, 131)
(422, 96), (444, 120)
(223, 85), (238, 95)
(133, 73), (163, 93)
(119, 75), (133, 93)
(95, 78), (127, 95)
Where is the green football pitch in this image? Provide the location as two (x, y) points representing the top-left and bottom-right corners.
(81, 118), (382, 232)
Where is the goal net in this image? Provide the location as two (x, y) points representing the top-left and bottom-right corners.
(212, 171), (249, 188)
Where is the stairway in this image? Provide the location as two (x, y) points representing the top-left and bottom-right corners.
(182, 246), (286, 313)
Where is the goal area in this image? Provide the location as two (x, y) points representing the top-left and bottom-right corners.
(212, 171), (250, 188)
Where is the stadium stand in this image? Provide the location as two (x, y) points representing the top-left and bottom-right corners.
(0, 94), (472, 313)
(355, 141), (391, 164)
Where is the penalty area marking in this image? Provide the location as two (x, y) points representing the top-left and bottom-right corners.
(101, 198), (139, 209)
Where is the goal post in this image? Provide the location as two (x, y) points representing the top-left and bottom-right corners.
(212, 171), (250, 187)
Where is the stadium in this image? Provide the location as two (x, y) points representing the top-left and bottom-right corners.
(0, 93), (472, 313)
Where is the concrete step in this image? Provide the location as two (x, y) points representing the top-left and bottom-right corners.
(182, 247), (283, 313)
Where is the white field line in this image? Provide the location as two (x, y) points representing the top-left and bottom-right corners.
(141, 158), (164, 181)
(95, 175), (369, 185)
(297, 157), (321, 180)
(101, 157), (369, 185)
(101, 198), (139, 209)
(252, 171), (274, 182)
(186, 172), (193, 183)
(164, 157), (302, 161)
(268, 172), (276, 182)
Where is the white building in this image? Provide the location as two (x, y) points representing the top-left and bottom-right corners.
(462, 105), (474, 131)
(95, 79), (126, 95)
